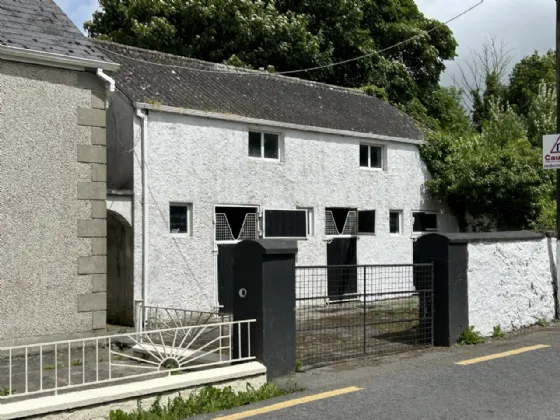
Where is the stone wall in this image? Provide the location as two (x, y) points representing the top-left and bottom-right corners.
(0, 62), (107, 343)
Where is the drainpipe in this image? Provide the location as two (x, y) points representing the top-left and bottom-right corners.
(96, 69), (115, 108)
(136, 109), (149, 312)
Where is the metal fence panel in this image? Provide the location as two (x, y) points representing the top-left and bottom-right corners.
(295, 264), (433, 365)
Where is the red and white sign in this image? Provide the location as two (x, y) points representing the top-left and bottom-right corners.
(543, 134), (560, 169)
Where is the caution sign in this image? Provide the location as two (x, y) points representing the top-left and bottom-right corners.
(543, 134), (560, 169)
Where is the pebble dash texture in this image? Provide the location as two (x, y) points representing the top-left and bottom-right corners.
(0, 61), (92, 340)
(467, 238), (557, 336)
(131, 112), (458, 311)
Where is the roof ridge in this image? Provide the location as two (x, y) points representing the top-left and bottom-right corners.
(91, 39), (385, 102)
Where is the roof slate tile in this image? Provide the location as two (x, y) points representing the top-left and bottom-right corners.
(95, 40), (422, 140)
(0, 0), (113, 64)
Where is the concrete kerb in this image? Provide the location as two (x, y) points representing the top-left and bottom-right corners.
(0, 362), (267, 420)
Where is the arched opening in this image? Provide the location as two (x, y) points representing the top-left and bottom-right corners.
(107, 210), (134, 327)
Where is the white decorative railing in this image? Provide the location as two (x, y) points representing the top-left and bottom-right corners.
(0, 319), (255, 401)
(138, 304), (231, 333)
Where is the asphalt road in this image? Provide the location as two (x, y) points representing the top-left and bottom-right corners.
(204, 325), (560, 420)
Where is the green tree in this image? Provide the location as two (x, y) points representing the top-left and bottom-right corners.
(507, 50), (555, 118)
(421, 101), (551, 231)
(85, 0), (457, 117)
(85, 0), (327, 71)
(471, 71), (507, 131)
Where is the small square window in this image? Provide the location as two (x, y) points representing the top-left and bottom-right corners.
(390, 211), (402, 234)
(358, 210), (376, 234)
(248, 131), (280, 160)
(170, 204), (192, 234)
(359, 144), (383, 169)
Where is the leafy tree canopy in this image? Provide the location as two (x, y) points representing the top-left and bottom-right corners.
(85, 0), (457, 115)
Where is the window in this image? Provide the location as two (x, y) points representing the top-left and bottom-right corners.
(325, 208), (357, 235)
(297, 207), (314, 236)
(413, 211), (438, 233)
(358, 210), (376, 234)
(248, 131), (280, 159)
(264, 209), (307, 239)
(390, 211), (402, 234)
(360, 144), (383, 169)
(170, 204), (192, 234)
(214, 206), (258, 241)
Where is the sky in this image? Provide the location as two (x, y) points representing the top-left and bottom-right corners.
(58, 0), (555, 86)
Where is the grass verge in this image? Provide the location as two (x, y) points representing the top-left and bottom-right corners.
(109, 381), (303, 420)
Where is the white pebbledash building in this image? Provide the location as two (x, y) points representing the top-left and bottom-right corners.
(96, 41), (457, 325)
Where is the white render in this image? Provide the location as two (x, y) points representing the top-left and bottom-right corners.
(467, 238), (557, 336)
(125, 110), (457, 312)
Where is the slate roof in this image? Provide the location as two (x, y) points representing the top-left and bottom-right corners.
(94, 40), (423, 140)
(0, 0), (113, 64)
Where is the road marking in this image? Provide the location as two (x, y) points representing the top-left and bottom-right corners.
(456, 344), (550, 366)
(213, 386), (362, 420)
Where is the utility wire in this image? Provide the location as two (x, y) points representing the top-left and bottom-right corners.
(95, 1), (483, 76)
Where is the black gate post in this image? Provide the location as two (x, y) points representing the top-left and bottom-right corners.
(232, 240), (298, 379)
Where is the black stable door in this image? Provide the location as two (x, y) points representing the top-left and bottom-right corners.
(327, 237), (358, 301)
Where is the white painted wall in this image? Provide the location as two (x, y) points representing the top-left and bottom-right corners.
(131, 111), (457, 311)
(467, 238), (557, 336)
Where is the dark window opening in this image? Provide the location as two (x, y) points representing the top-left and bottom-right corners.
(264, 210), (307, 238)
(390, 211), (401, 234)
(359, 145), (369, 167)
(413, 212), (438, 232)
(215, 206), (257, 240)
(358, 210), (376, 234)
(248, 131), (261, 157)
(170, 204), (189, 233)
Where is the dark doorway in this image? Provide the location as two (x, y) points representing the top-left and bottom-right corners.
(107, 211), (134, 326)
(327, 238), (358, 301)
(217, 244), (235, 313)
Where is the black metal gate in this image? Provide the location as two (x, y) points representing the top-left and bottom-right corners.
(295, 263), (433, 365)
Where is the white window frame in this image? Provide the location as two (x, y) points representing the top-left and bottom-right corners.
(412, 210), (439, 235)
(248, 130), (283, 161)
(297, 207), (314, 237)
(359, 143), (385, 170)
(389, 210), (403, 235)
(262, 208), (308, 240)
(169, 203), (193, 236)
